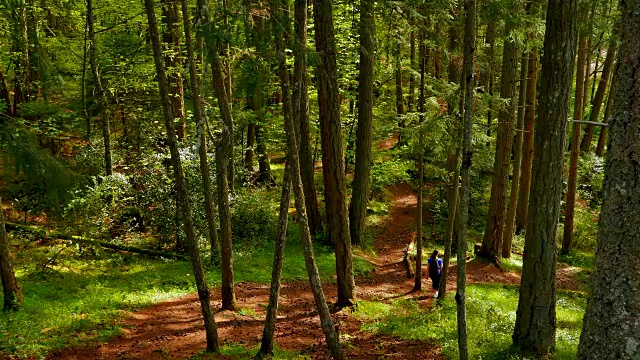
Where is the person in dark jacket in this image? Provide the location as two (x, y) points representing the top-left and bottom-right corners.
(427, 250), (443, 298)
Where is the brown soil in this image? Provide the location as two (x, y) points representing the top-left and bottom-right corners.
(47, 179), (585, 360)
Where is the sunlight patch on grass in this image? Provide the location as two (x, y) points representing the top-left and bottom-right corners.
(354, 283), (585, 359)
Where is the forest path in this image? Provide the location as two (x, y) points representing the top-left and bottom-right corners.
(50, 180), (445, 360)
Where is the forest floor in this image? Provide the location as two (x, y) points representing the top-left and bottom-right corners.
(41, 137), (585, 360)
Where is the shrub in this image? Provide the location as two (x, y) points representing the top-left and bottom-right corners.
(231, 189), (278, 247)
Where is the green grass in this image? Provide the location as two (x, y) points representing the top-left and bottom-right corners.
(557, 250), (595, 270)
(354, 283), (586, 359)
(0, 232), (374, 359)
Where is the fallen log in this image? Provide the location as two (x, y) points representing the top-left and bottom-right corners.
(5, 221), (188, 260)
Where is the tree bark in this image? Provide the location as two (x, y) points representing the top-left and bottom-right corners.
(87, 0), (112, 177)
(563, 28), (588, 255)
(512, 0), (577, 355)
(394, 40), (404, 146)
(181, 0), (220, 261)
(349, 0), (374, 248)
(577, 1), (640, 356)
(456, 0), (475, 357)
(438, 149), (460, 299)
(1, 198), (22, 311)
(161, 0), (186, 139)
(407, 30), (415, 114)
(515, 48), (538, 234)
(580, 41), (617, 152)
(293, 0), (323, 238)
(199, 0), (237, 310)
(485, 22), (495, 138)
(270, 3), (344, 356)
(313, 0), (355, 307)
(257, 163), (291, 357)
(595, 72), (617, 157)
(413, 28), (426, 292)
(502, 50), (529, 258)
(480, 7), (520, 264)
(143, 0), (220, 351)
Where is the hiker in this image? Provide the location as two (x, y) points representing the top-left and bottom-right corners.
(428, 250), (443, 298)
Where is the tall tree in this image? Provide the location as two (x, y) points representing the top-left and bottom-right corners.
(293, 0), (323, 238)
(199, 0), (237, 310)
(1, 197), (22, 311)
(512, 0), (577, 355)
(161, 0), (186, 139)
(580, 40), (617, 152)
(502, 50), (529, 258)
(269, 1), (344, 356)
(413, 27), (426, 292)
(595, 72), (617, 157)
(180, 0), (220, 261)
(143, 0), (220, 351)
(577, 1), (640, 356)
(480, 2), (521, 263)
(87, 0), (112, 177)
(456, 0), (475, 356)
(10, 0), (30, 110)
(515, 48), (539, 233)
(313, 0), (355, 307)
(257, 162), (291, 357)
(349, 0), (374, 248)
(563, 15), (589, 255)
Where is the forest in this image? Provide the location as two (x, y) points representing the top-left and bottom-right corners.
(0, 0), (639, 358)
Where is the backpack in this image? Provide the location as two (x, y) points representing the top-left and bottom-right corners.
(429, 258), (440, 278)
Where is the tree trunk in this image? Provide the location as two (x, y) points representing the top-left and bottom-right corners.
(180, 0), (220, 262)
(502, 50), (529, 258)
(199, 0), (236, 311)
(563, 29), (588, 255)
(0, 197), (22, 311)
(580, 41), (617, 152)
(394, 41), (404, 147)
(349, 0), (374, 249)
(438, 149), (460, 300)
(162, 0), (186, 139)
(293, 0), (323, 238)
(480, 9), (520, 264)
(485, 22), (495, 138)
(11, 0), (30, 110)
(577, 1), (640, 356)
(456, 0), (475, 357)
(512, 0), (577, 355)
(0, 63), (11, 115)
(414, 29), (426, 292)
(270, 3), (344, 356)
(143, 0), (220, 351)
(407, 30), (415, 114)
(595, 72), (616, 157)
(313, 0), (355, 307)
(257, 163), (291, 357)
(245, 123), (255, 173)
(515, 48), (538, 234)
(87, 0), (112, 177)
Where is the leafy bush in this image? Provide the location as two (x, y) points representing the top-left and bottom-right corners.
(577, 152), (605, 207)
(369, 155), (412, 196)
(231, 189), (278, 247)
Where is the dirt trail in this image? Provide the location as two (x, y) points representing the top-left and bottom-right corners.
(51, 180), (446, 360)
